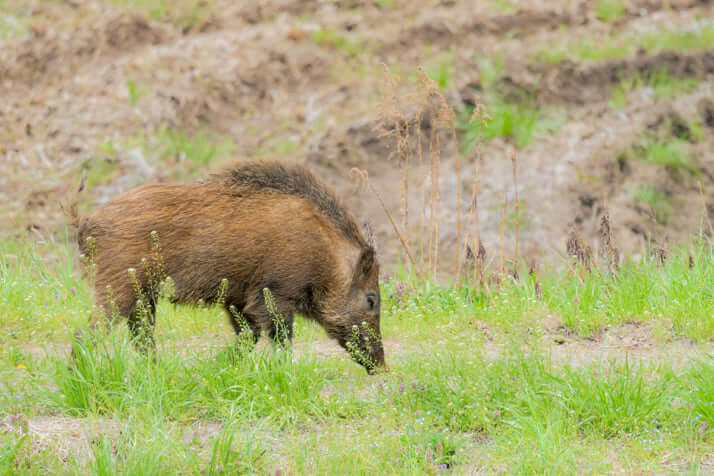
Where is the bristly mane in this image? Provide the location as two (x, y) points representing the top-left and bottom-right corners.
(212, 160), (366, 247)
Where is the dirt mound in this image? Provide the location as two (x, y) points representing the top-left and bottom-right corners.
(467, 49), (714, 106)
(384, 0), (710, 55)
(0, 13), (170, 86)
(568, 101), (714, 251)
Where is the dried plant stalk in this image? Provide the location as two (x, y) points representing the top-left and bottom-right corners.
(699, 180), (713, 235)
(350, 168), (417, 271)
(428, 125), (436, 278)
(433, 132), (441, 277)
(598, 209), (619, 273)
(452, 124), (462, 281)
(417, 112), (426, 277)
(511, 150), (519, 265)
(403, 119), (410, 250)
(469, 95), (489, 288)
(567, 225), (593, 276)
(499, 191), (506, 276)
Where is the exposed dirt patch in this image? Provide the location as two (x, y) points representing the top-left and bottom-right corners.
(0, 0), (712, 274)
(0, 13), (171, 87)
(542, 321), (708, 370)
(484, 49), (714, 106)
(384, 0), (711, 56)
(0, 414), (120, 466)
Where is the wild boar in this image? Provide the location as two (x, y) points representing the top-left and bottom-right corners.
(72, 159), (385, 373)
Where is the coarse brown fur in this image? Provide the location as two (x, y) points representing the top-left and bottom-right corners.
(73, 159), (385, 373)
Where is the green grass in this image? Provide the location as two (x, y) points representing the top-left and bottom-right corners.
(126, 80), (151, 107)
(458, 97), (565, 150)
(633, 185), (672, 224)
(633, 137), (699, 175)
(1, 236), (713, 474)
(649, 70), (701, 99)
(535, 21), (714, 64)
(110, 0), (215, 30)
(311, 28), (364, 57)
(425, 51), (454, 90)
(477, 55), (505, 90)
(596, 0), (626, 23)
(610, 70), (701, 108)
(0, 3), (25, 40)
(111, 125), (234, 172)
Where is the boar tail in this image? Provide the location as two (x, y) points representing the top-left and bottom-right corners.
(60, 168), (87, 229)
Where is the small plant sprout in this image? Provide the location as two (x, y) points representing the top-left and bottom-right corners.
(263, 287), (290, 349)
(346, 324), (377, 373)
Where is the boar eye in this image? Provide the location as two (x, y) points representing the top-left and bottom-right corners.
(365, 293), (378, 312)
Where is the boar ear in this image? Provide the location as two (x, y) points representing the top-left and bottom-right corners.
(362, 221), (376, 251)
(352, 246), (376, 284)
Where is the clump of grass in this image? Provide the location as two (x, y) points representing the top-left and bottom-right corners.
(111, 0), (215, 31)
(311, 28), (364, 57)
(640, 22), (714, 53)
(0, 434), (27, 474)
(649, 70), (700, 99)
(425, 51), (454, 90)
(608, 69), (700, 109)
(0, 4), (25, 40)
(633, 185), (672, 224)
(488, 0), (515, 12)
(535, 37), (631, 64)
(633, 137), (698, 175)
(459, 98), (564, 150)
(477, 55), (505, 90)
(535, 22), (714, 64)
(688, 354), (714, 426)
(544, 239), (713, 339)
(118, 125), (233, 171)
(152, 126), (232, 167)
(596, 0), (626, 23)
(81, 155), (121, 190)
(126, 80), (151, 107)
(0, 235), (90, 342)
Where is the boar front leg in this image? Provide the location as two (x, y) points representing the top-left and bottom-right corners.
(242, 291), (295, 349)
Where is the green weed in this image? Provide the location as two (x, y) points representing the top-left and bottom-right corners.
(126, 80), (150, 107)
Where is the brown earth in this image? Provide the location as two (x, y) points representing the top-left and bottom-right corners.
(0, 0), (712, 276)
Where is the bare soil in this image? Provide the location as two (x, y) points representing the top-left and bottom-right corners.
(0, 0), (712, 273)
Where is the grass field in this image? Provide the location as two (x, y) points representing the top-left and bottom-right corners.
(1, 234), (712, 475)
(2, 0), (714, 474)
